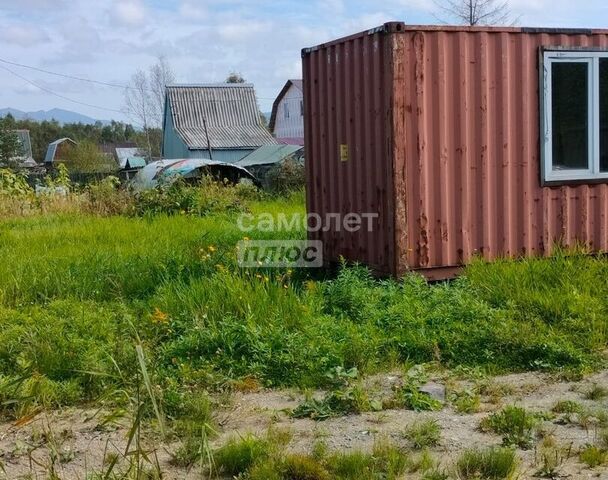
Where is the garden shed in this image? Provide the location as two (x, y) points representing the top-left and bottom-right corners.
(302, 22), (608, 279)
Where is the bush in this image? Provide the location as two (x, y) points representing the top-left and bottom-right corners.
(266, 158), (305, 194)
(133, 177), (249, 217)
(85, 176), (134, 216)
(0, 168), (32, 196)
(579, 445), (607, 468)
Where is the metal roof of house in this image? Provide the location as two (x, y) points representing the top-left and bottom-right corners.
(165, 84), (277, 150)
(44, 138), (77, 163)
(12, 130), (33, 161)
(124, 157), (146, 169)
(236, 144), (303, 167)
(269, 79), (303, 132)
(116, 147), (142, 168)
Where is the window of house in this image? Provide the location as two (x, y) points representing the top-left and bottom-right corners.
(543, 50), (608, 182)
(300, 100), (304, 117)
(284, 102), (289, 119)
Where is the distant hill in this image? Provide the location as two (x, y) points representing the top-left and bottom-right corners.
(0, 108), (110, 125)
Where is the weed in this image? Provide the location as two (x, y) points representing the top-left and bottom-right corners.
(281, 454), (331, 480)
(452, 389), (482, 414)
(481, 406), (540, 449)
(371, 439), (409, 478)
(292, 379), (379, 420)
(456, 447), (518, 480)
(247, 460), (284, 480)
(579, 444), (607, 468)
(577, 408), (608, 431)
(422, 469), (450, 480)
(325, 450), (375, 479)
(584, 383), (608, 401)
(409, 449), (437, 473)
(214, 434), (271, 476)
(477, 381), (514, 405)
(404, 419), (441, 449)
(535, 436), (569, 478)
(552, 400), (582, 414)
(389, 366), (443, 412)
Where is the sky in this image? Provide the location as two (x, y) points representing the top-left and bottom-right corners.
(1, 0), (607, 123)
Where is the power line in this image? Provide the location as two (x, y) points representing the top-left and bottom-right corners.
(0, 57), (138, 92)
(0, 64), (125, 115)
(0, 57), (280, 100)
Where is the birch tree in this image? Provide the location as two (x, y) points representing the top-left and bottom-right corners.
(124, 56), (175, 158)
(434, 0), (517, 25)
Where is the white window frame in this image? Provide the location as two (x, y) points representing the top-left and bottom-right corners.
(542, 50), (608, 183)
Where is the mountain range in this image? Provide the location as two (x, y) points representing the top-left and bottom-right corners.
(0, 108), (110, 125)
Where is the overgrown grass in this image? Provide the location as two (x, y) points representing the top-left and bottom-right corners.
(0, 185), (607, 418)
(456, 447), (518, 479)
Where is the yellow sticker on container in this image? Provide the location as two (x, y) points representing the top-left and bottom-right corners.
(340, 144), (349, 162)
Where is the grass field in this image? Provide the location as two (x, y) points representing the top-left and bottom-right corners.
(0, 178), (607, 478)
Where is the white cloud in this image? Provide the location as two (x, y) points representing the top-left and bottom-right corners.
(217, 21), (272, 42)
(0, 0), (65, 10)
(111, 0), (146, 26)
(178, 1), (207, 20)
(0, 24), (48, 47)
(14, 83), (42, 95)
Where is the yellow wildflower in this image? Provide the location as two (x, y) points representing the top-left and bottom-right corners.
(151, 307), (169, 324)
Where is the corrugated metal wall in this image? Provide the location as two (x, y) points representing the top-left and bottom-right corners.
(395, 27), (608, 276)
(304, 23), (608, 279)
(303, 26), (396, 273)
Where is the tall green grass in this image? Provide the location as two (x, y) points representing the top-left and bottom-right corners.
(0, 198), (607, 414)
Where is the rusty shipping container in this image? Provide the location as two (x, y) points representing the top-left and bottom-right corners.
(302, 22), (608, 279)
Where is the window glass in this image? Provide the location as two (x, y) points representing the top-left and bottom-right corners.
(551, 62), (589, 170)
(601, 59), (608, 172)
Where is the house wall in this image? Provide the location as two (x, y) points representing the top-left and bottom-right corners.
(274, 84), (305, 143)
(303, 23), (608, 279)
(162, 105), (191, 159)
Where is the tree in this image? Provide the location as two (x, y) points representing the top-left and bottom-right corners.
(226, 72), (246, 84)
(124, 56), (175, 158)
(124, 70), (154, 159)
(149, 56), (175, 127)
(62, 141), (117, 174)
(434, 0), (517, 26)
(0, 128), (23, 168)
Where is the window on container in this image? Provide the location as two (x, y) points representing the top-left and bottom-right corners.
(601, 58), (608, 172)
(543, 51), (608, 182)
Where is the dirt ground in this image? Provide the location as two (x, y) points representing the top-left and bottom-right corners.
(1, 369), (607, 479)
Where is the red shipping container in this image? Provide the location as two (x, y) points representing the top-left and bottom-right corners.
(302, 22), (608, 279)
